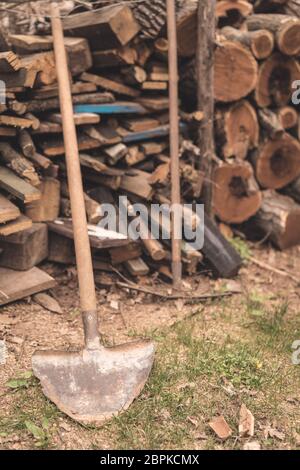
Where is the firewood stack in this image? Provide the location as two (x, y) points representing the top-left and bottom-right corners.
(1, 1), (238, 284)
(180, 0), (300, 250)
(0, 0), (300, 286)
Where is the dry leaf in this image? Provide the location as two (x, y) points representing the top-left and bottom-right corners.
(209, 416), (233, 440)
(243, 441), (261, 451)
(34, 293), (63, 314)
(239, 404), (255, 437)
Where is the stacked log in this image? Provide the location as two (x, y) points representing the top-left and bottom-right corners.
(180, 0), (300, 249)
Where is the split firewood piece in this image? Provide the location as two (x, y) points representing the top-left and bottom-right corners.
(259, 106), (298, 133)
(125, 258), (150, 277)
(0, 115), (34, 129)
(0, 67), (37, 89)
(209, 416), (233, 441)
(252, 133), (300, 189)
(125, 146), (146, 166)
(18, 129), (36, 158)
(8, 100), (27, 116)
(0, 142), (40, 186)
(252, 190), (300, 250)
(213, 162), (262, 224)
(215, 100), (259, 160)
(83, 124), (121, 146)
(0, 215), (32, 237)
(142, 81), (168, 91)
(92, 46), (137, 68)
(220, 26), (274, 60)
(246, 14), (300, 56)
(258, 108), (284, 138)
(78, 153), (111, 174)
(216, 1), (253, 27)
(0, 167), (41, 203)
(62, 5), (140, 49)
(0, 194), (20, 224)
(84, 193), (103, 225)
(239, 404), (255, 438)
(33, 293), (63, 315)
(24, 113), (40, 131)
(26, 153), (52, 170)
(120, 170), (154, 200)
(25, 178), (60, 222)
(109, 242), (142, 266)
(81, 72), (140, 98)
(61, 181), (103, 225)
(47, 112), (100, 126)
(0, 51), (21, 72)
(32, 121), (62, 135)
(255, 53), (300, 107)
(177, 8), (197, 58)
(104, 143), (128, 166)
(122, 117), (160, 133)
(121, 66), (147, 85)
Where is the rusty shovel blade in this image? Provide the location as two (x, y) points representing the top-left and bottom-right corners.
(32, 340), (155, 425)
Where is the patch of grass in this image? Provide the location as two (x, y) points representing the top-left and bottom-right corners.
(230, 237), (252, 261)
(107, 319), (267, 450)
(0, 376), (62, 449)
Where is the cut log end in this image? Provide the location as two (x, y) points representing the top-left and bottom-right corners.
(255, 134), (300, 189)
(213, 162), (262, 224)
(215, 41), (258, 103)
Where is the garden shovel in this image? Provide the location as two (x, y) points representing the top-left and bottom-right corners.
(32, 2), (155, 426)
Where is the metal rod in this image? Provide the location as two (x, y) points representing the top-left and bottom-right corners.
(166, 0), (182, 290)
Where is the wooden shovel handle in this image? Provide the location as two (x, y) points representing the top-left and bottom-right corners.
(51, 3), (99, 346)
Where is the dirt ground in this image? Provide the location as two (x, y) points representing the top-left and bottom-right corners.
(0, 240), (300, 450)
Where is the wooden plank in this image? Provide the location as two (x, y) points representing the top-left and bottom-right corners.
(122, 124), (171, 144)
(39, 134), (102, 156)
(0, 167), (41, 203)
(0, 223), (48, 271)
(30, 81), (97, 100)
(0, 215), (32, 236)
(81, 72), (140, 98)
(0, 115), (33, 128)
(0, 267), (56, 306)
(48, 112), (100, 126)
(62, 5), (140, 50)
(48, 219), (130, 250)
(0, 194), (20, 224)
(0, 126), (17, 137)
(74, 102), (147, 115)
